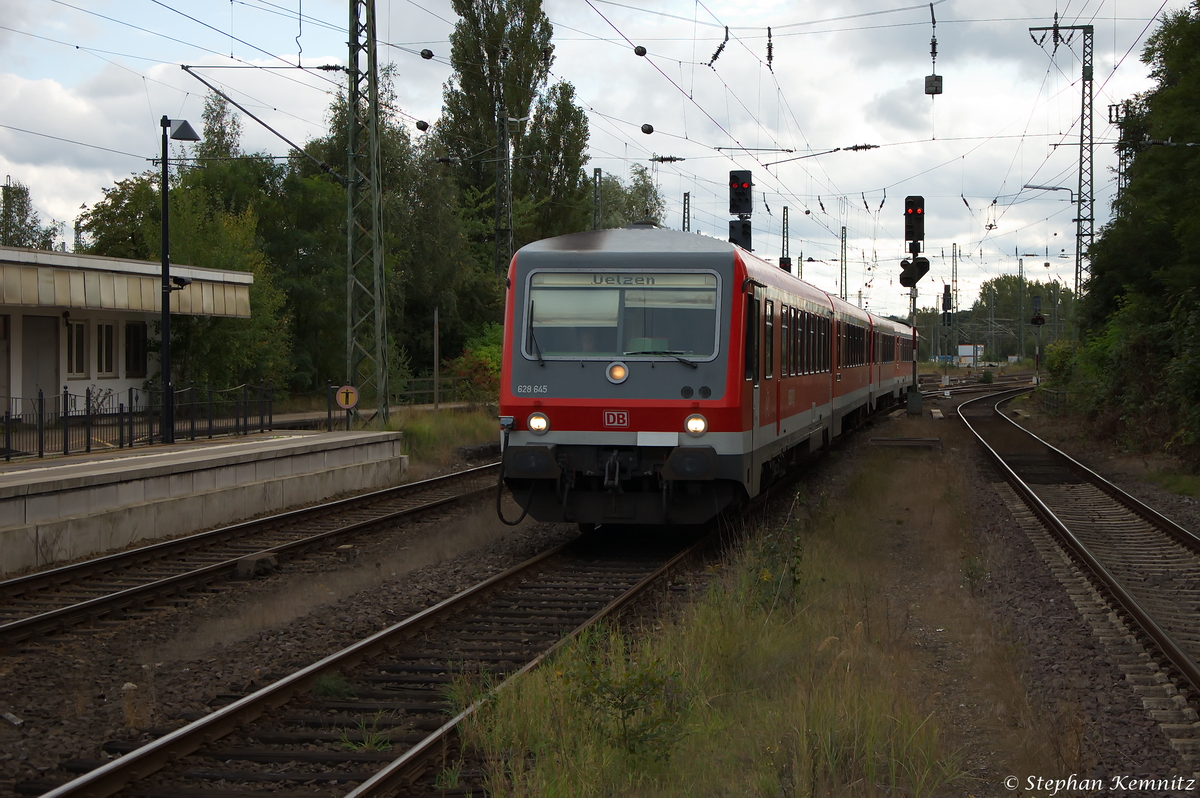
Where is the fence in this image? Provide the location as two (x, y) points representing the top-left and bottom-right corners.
(0, 384), (274, 462)
(392, 376), (472, 406)
(1038, 388), (1072, 414)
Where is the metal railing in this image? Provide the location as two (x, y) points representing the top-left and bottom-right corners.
(1, 384), (274, 462)
(1038, 388), (1072, 414)
(392, 376), (471, 406)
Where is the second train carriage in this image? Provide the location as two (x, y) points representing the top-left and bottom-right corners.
(498, 225), (916, 527)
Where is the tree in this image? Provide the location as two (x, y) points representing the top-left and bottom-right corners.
(1068, 1), (1200, 462)
(516, 80), (592, 241)
(1084, 2), (1200, 329)
(1, 179), (64, 249)
(436, 0), (555, 194)
(79, 174), (158, 259)
(599, 164), (667, 228)
(81, 94), (293, 388)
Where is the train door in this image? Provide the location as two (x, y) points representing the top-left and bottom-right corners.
(744, 289), (762, 496)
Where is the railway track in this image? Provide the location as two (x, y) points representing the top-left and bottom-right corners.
(0, 465), (499, 648)
(959, 390), (1200, 703)
(21, 531), (704, 797)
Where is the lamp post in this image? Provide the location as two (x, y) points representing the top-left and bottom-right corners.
(160, 116), (200, 444)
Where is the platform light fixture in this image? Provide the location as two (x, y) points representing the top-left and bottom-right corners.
(160, 115), (200, 445)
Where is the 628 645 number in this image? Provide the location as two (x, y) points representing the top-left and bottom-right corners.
(515, 384), (548, 394)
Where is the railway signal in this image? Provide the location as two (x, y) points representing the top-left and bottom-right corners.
(1031, 294), (1045, 325)
(729, 218), (752, 250)
(904, 195), (925, 242)
(941, 284), (952, 325)
(899, 256), (929, 288)
(729, 170), (753, 215)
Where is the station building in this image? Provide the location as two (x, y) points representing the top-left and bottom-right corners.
(0, 245), (253, 412)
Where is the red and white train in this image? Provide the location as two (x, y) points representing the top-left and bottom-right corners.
(498, 224), (916, 527)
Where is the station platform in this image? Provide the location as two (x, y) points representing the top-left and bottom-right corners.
(0, 431), (407, 577)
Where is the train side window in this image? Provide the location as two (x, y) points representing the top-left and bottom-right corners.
(744, 295), (759, 383)
(781, 304), (790, 378)
(822, 316), (830, 372)
(763, 300), (774, 379)
(792, 307), (799, 376)
(806, 312), (816, 374)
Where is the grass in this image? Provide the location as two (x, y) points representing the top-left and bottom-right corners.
(311, 670), (355, 699)
(384, 406), (498, 464)
(457, 450), (968, 797)
(1147, 470), (1200, 498)
(339, 712), (392, 752)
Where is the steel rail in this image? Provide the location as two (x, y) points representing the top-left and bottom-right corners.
(988, 410), (1200, 553)
(959, 390), (1200, 695)
(0, 465), (498, 645)
(344, 541), (702, 797)
(39, 535), (705, 798)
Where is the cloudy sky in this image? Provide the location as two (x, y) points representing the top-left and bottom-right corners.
(0, 0), (1184, 317)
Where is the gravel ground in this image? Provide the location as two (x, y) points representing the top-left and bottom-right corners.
(1, 404), (1198, 797)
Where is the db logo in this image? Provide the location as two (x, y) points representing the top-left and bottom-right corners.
(603, 410), (629, 428)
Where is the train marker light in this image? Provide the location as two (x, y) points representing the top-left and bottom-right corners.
(606, 362), (629, 384)
(527, 412), (550, 434)
(684, 413), (708, 436)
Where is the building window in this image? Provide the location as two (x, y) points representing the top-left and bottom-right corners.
(67, 320), (88, 378)
(125, 321), (148, 378)
(97, 322), (116, 377)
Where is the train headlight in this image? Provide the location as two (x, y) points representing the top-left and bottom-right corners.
(684, 413), (708, 437)
(606, 361), (629, 384)
(527, 412), (550, 434)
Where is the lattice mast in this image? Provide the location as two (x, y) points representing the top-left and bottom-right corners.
(345, 0), (389, 421)
(840, 225), (848, 301)
(1030, 15), (1093, 297)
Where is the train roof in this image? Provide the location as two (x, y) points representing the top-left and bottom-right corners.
(518, 225), (734, 255)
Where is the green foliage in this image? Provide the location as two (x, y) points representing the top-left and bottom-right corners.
(1147, 469), (1200, 497)
(461, 475), (964, 797)
(562, 630), (687, 761)
(386, 406), (498, 463)
(1049, 3), (1200, 465)
(601, 164), (668, 228)
(914, 274), (1074, 361)
(1, 178), (64, 249)
(80, 173), (159, 259)
(165, 193), (293, 386)
(312, 671), (354, 699)
(1044, 338), (1077, 383)
(340, 712), (392, 752)
(447, 322), (503, 401)
(980, 369), (994, 384)
(436, 0), (555, 198)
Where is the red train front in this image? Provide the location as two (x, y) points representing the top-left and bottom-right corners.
(498, 224), (915, 528)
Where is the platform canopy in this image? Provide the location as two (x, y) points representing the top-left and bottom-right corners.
(0, 246), (253, 318)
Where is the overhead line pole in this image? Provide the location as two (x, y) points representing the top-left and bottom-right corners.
(1030, 15), (1093, 297)
(346, 0), (389, 423)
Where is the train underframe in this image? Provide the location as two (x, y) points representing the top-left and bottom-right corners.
(502, 443), (743, 526)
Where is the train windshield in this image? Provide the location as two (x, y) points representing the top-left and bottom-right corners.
(525, 271), (719, 359)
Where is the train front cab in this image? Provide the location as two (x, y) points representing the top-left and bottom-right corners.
(499, 228), (749, 527)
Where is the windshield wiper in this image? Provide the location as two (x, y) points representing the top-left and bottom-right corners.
(528, 302), (545, 367)
(624, 350), (698, 369)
